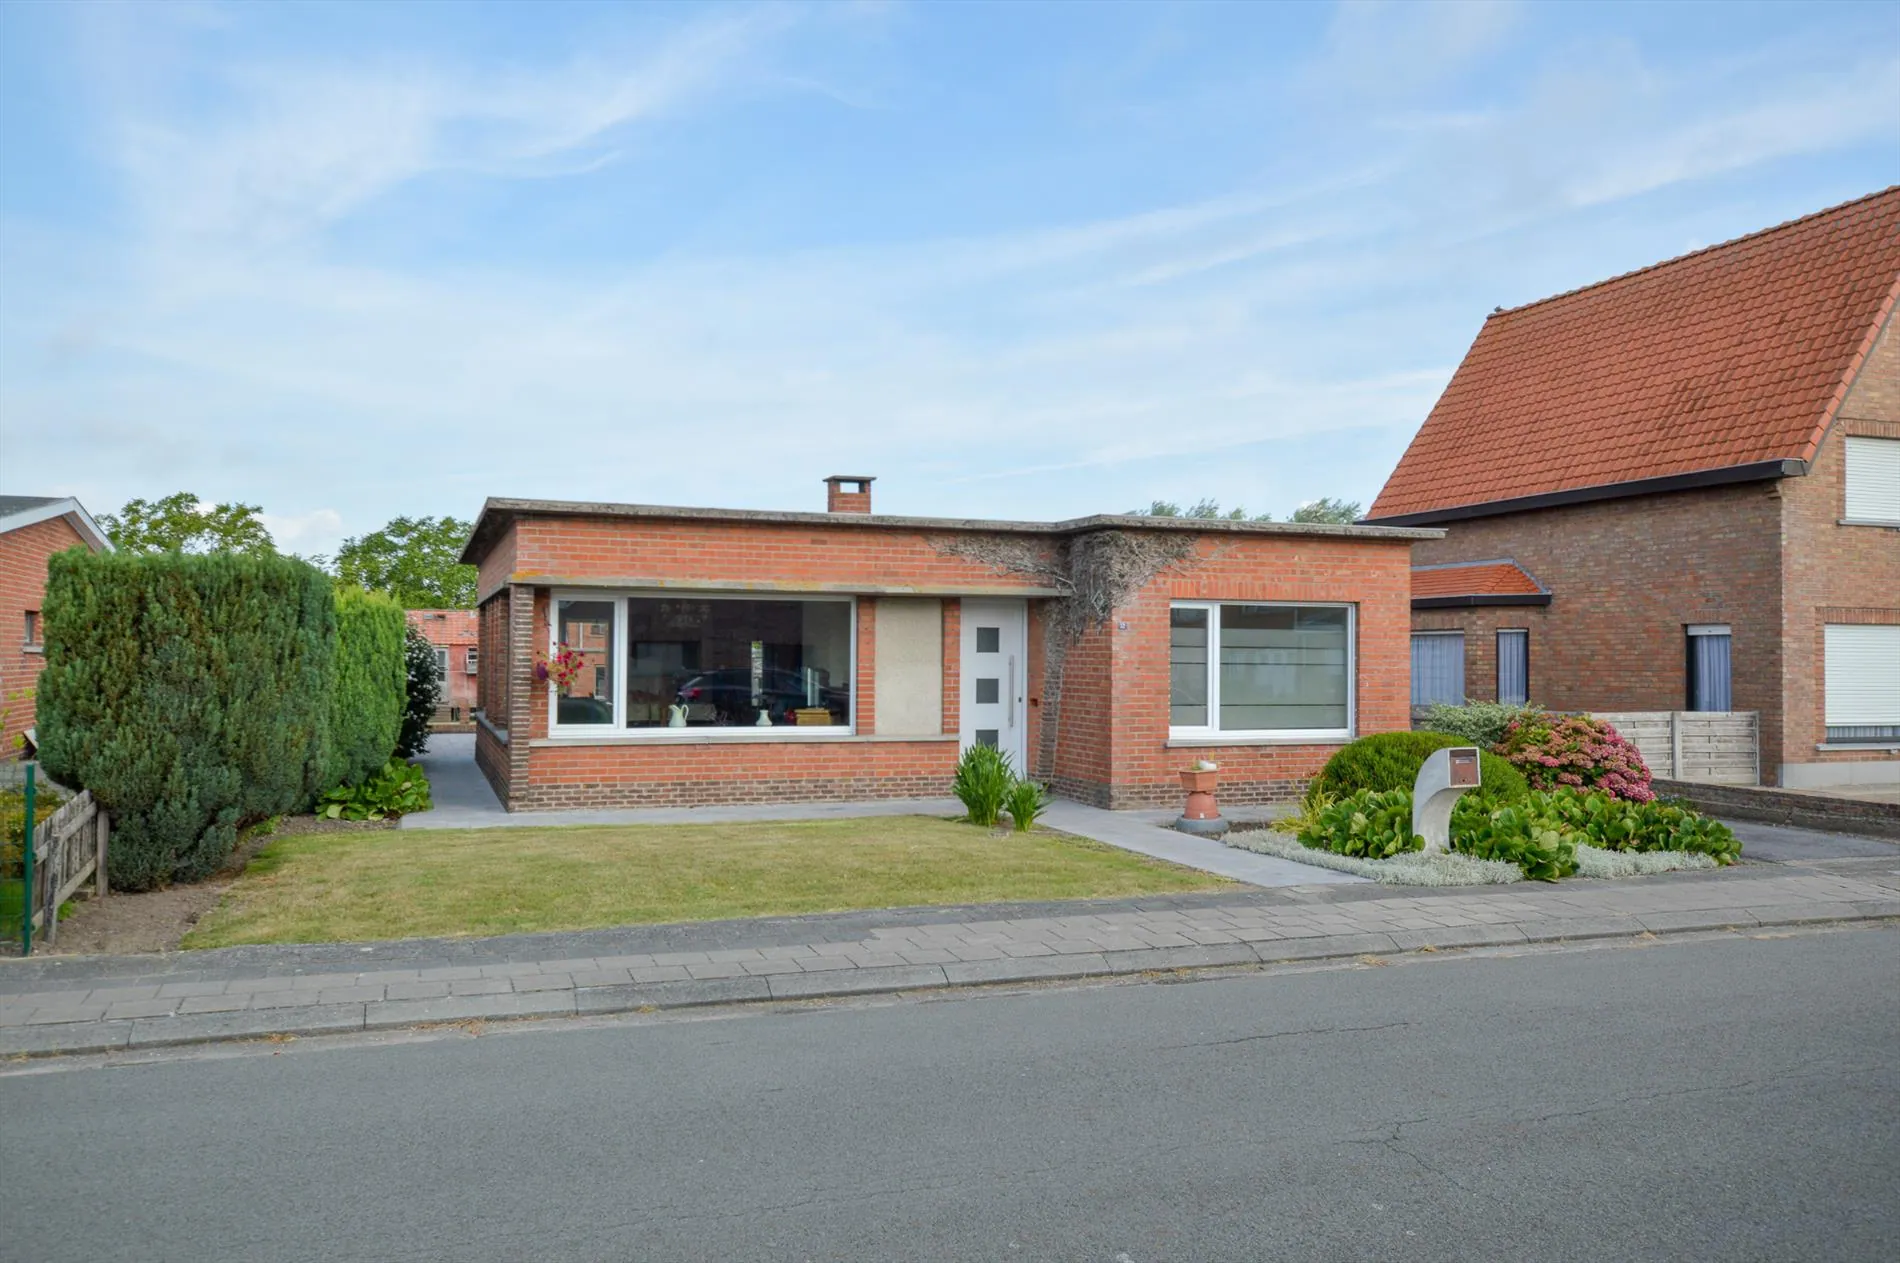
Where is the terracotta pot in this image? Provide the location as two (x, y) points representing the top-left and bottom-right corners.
(1179, 769), (1220, 822)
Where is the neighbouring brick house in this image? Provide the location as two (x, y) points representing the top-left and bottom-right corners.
(0, 496), (112, 757)
(1365, 187), (1900, 790)
(405, 608), (479, 730)
(461, 477), (1435, 811)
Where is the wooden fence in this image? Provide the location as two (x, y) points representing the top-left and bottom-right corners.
(30, 789), (108, 947)
(1594, 712), (1759, 786)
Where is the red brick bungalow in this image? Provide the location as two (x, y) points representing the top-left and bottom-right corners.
(1366, 188), (1900, 790)
(460, 478), (1437, 811)
(0, 496), (112, 757)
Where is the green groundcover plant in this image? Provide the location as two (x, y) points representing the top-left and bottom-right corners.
(1295, 785), (1738, 881)
(319, 759), (433, 821)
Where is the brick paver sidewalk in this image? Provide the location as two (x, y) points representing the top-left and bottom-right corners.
(4, 866), (1896, 1058)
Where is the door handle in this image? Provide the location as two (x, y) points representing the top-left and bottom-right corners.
(1007, 656), (1016, 728)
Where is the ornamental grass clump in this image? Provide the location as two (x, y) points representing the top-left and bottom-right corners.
(1495, 714), (1654, 802)
(953, 744), (1016, 828)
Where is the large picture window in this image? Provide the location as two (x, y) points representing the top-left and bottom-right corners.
(1170, 603), (1354, 739)
(548, 592), (854, 736)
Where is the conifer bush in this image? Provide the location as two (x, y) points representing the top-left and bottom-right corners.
(35, 550), (336, 890)
(328, 587), (406, 789)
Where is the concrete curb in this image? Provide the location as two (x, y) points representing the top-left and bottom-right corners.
(5, 905), (1895, 1059)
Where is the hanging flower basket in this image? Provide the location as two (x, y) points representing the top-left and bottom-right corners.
(536, 643), (589, 695)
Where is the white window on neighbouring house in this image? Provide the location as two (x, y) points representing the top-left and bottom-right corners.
(433, 648), (449, 680)
(465, 647), (479, 675)
(1169, 603), (1354, 740)
(1410, 632), (1464, 707)
(1496, 630), (1529, 706)
(1824, 624), (1900, 743)
(1844, 436), (1900, 522)
(1686, 625), (1732, 712)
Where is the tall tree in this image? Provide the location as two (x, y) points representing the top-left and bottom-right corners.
(98, 492), (275, 554)
(1288, 498), (1363, 524)
(335, 515), (478, 608)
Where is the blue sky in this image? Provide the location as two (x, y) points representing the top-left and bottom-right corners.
(1, 0), (1896, 557)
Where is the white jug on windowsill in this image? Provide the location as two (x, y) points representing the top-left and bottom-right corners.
(667, 704), (688, 728)
(756, 708), (773, 727)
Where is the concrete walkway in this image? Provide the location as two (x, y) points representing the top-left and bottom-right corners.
(402, 734), (1349, 887)
(2, 865), (1894, 1058)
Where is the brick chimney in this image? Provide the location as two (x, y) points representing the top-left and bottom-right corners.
(824, 475), (874, 514)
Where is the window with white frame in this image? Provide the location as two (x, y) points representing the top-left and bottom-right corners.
(1410, 632), (1464, 707)
(465, 646), (479, 675)
(1169, 603), (1353, 739)
(1824, 623), (1900, 743)
(432, 648), (449, 681)
(1686, 624), (1731, 712)
(548, 593), (855, 735)
(1843, 436), (1900, 522)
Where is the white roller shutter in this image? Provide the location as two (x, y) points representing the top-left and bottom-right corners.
(1843, 437), (1900, 521)
(1824, 624), (1900, 726)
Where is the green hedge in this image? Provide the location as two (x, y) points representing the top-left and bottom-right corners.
(1312, 731), (1528, 804)
(35, 550), (336, 890)
(328, 587), (406, 789)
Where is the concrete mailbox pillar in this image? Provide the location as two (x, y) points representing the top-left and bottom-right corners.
(1413, 747), (1481, 854)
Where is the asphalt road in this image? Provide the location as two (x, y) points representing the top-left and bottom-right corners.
(5, 926), (1896, 1263)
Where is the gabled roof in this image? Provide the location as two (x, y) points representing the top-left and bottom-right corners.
(0, 496), (112, 552)
(1411, 559), (1550, 609)
(1367, 188), (1900, 524)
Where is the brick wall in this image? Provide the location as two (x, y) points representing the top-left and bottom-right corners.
(474, 513), (1416, 809)
(0, 516), (87, 757)
(1411, 482), (1787, 778)
(406, 609), (479, 712)
(1780, 310), (1900, 780)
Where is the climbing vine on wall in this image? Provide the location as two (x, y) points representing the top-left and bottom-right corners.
(930, 529), (1201, 790)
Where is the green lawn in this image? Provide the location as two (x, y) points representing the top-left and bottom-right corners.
(182, 816), (1231, 948)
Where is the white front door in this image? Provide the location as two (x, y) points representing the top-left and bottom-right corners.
(960, 599), (1028, 771)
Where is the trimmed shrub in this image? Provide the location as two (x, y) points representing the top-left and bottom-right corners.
(1312, 731), (1528, 804)
(36, 550), (335, 890)
(1417, 701), (1544, 750)
(327, 587), (406, 791)
(396, 623), (442, 759)
(1495, 714), (1653, 802)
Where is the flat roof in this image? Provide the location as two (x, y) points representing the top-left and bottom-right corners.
(461, 496), (1441, 565)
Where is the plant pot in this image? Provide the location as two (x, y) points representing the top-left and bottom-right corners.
(1178, 769), (1221, 827)
(1179, 769), (1219, 794)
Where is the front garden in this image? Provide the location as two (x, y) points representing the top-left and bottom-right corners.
(1232, 707), (1744, 885)
(184, 815), (1229, 948)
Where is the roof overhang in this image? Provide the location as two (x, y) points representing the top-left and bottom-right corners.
(1365, 459), (1805, 527)
(460, 498), (1443, 565)
(1412, 593), (1553, 610)
(0, 497), (113, 552)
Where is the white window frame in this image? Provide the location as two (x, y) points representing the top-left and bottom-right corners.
(1842, 436), (1900, 524)
(465, 646), (479, 675)
(433, 647), (449, 679)
(1168, 601), (1356, 743)
(546, 590), (858, 740)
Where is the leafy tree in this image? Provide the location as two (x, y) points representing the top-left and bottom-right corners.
(335, 516), (478, 608)
(99, 492), (275, 554)
(1289, 497), (1363, 524)
(1127, 498), (1272, 521)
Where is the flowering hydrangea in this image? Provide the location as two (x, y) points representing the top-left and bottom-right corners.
(1493, 714), (1654, 803)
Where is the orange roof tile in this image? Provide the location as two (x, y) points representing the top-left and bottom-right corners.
(1411, 559), (1547, 603)
(1368, 188), (1900, 522)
